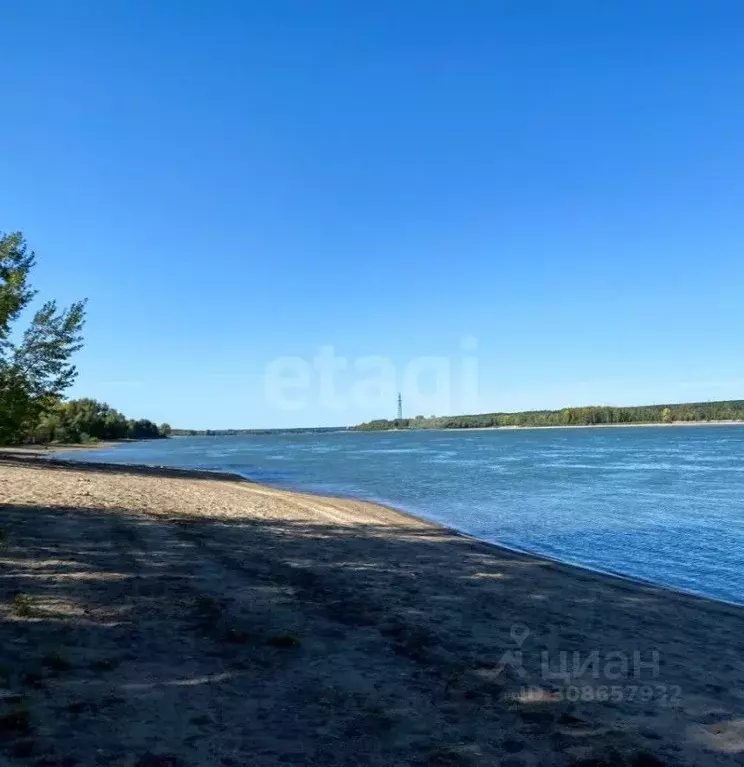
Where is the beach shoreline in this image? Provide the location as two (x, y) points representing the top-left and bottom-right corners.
(39, 441), (744, 610)
(2, 450), (744, 764)
(33, 447), (744, 610)
(1, 439), (150, 455)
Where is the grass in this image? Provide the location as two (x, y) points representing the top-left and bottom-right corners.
(90, 657), (120, 672)
(442, 669), (463, 695)
(67, 695), (122, 714)
(66, 700), (92, 715)
(20, 670), (44, 689)
(42, 649), (71, 672)
(222, 627), (251, 645)
(11, 593), (33, 617)
(266, 633), (302, 648)
(10, 739), (35, 759)
(0, 707), (31, 735)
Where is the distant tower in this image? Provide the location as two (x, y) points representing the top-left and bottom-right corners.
(397, 392), (403, 420)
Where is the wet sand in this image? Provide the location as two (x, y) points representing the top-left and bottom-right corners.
(1, 451), (744, 765)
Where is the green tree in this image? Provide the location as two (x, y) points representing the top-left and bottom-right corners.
(159, 423), (172, 437)
(127, 418), (161, 439)
(0, 232), (86, 443)
(661, 407), (673, 424)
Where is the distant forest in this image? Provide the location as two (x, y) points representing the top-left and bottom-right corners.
(355, 400), (744, 431)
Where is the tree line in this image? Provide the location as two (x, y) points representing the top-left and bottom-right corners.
(0, 230), (168, 445)
(355, 401), (744, 431)
(32, 398), (170, 444)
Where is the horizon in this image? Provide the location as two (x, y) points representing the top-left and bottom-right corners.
(171, 395), (744, 432)
(4, 1), (744, 429)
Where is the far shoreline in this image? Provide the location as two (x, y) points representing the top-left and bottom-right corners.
(368, 419), (744, 433)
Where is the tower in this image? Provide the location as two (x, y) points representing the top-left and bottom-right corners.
(397, 392), (403, 420)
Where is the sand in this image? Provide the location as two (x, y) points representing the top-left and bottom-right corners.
(1, 450), (744, 766)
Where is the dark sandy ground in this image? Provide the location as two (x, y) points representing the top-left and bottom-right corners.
(1, 451), (744, 766)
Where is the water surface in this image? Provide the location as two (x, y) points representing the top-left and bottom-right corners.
(64, 426), (744, 604)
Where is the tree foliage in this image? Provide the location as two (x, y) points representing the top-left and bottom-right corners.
(0, 231), (86, 443)
(31, 398), (168, 444)
(355, 400), (744, 431)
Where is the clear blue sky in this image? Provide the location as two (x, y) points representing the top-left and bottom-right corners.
(3, 1), (743, 428)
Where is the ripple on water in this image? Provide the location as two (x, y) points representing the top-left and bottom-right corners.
(65, 426), (744, 604)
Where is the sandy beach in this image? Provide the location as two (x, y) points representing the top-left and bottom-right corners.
(1, 451), (744, 765)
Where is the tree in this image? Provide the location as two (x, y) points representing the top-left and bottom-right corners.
(159, 423), (172, 437)
(661, 407), (673, 424)
(0, 231), (86, 443)
(27, 398), (167, 444)
(127, 418), (161, 439)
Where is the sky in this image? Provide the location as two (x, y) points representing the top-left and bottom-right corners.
(2, 0), (744, 428)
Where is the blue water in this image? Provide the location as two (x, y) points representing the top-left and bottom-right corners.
(63, 427), (744, 604)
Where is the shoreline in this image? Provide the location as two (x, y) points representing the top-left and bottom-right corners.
(39, 445), (743, 609)
(2, 450), (744, 763)
(0, 438), (153, 455)
(10, 451), (744, 611)
(6, 447), (744, 619)
(471, 420), (744, 431)
(369, 420), (744, 433)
